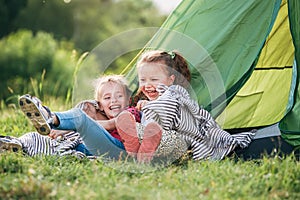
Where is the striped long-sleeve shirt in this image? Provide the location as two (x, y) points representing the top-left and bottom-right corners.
(18, 131), (85, 158)
(142, 84), (255, 160)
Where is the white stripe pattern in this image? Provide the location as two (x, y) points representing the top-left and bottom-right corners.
(18, 131), (85, 157)
(15, 100), (101, 158)
(142, 84), (255, 160)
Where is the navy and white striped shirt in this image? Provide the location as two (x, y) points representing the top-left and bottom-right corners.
(142, 84), (255, 160)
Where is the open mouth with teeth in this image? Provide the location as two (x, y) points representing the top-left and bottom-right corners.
(145, 90), (158, 99)
(110, 105), (121, 110)
(108, 105), (123, 118)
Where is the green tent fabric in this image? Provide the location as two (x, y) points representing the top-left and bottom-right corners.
(279, 0), (300, 146)
(125, 0), (300, 146)
(216, 0), (295, 129)
(132, 0), (284, 116)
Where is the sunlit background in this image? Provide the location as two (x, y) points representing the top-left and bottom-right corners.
(0, 0), (181, 108)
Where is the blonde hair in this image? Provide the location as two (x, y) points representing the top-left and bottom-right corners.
(93, 75), (132, 100)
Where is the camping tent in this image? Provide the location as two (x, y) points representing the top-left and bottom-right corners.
(124, 0), (300, 158)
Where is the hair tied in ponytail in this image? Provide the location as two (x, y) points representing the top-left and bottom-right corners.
(167, 51), (176, 59)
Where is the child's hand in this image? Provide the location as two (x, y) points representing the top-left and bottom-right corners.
(136, 100), (149, 111)
(77, 100), (108, 120)
(49, 129), (68, 139)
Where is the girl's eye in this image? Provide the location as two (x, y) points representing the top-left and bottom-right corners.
(104, 96), (110, 100)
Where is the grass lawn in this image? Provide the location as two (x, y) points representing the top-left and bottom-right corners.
(1, 105), (300, 199)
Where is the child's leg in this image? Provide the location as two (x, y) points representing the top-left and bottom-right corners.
(53, 108), (126, 159)
(75, 143), (93, 156)
(137, 122), (162, 163)
(115, 111), (140, 156)
(19, 95), (126, 160)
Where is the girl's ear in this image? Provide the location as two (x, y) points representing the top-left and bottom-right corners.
(168, 74), (175, 85)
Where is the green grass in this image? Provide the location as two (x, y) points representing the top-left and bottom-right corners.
(1, 105), (300, 200)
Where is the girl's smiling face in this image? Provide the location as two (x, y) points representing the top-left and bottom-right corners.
(138, 62), (175, 100)
(97, 82), (128, 118)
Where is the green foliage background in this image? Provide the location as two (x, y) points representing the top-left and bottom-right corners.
(0, 0), (166, 108)
(0, 30), (77, 105)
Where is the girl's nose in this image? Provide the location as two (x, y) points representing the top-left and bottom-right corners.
(144, 81), (152, 88)
(111, 96), (117, 103)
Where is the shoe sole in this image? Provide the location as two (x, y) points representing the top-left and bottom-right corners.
(0, 140), (22, 152)
(19, 95), (51, 135)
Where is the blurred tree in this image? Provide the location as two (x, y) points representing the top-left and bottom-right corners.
(70, 0), (165, 51)
(11, 0), (165, 51)
(13, 0), (74, 41)
(70, 0), (165, 72)
(0, 30), (77, 106)
(0, 0), (27, 38)
(0, 0), (166, 107)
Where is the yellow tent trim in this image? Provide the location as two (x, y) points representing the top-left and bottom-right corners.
(216, 0), (294, 128)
